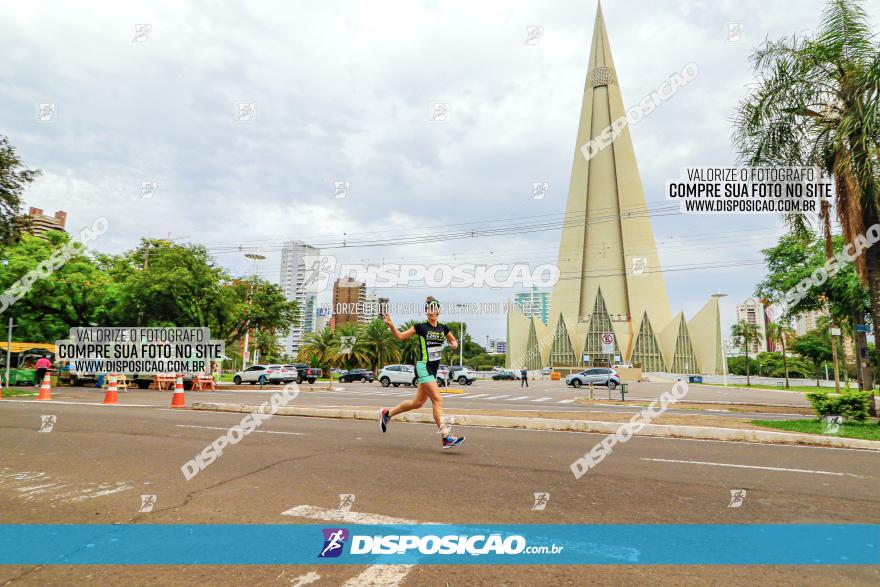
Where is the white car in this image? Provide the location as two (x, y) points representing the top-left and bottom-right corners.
(448, 365), (476, 385)
(233, 364), (292, 385)
(378, 364), (417, 387)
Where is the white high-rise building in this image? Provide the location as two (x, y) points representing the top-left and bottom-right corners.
(735, 297), (769, 355)
(279, 241), (319, 358)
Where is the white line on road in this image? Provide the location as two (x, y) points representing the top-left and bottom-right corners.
(341, 564), (413, 587)
(640, 457), (862, 477)
(464, 394), (489, 399)
(176, 425), (305, 436)
(281, 504), (422, 525)
(558, 399), (577, 404)
(282, 504), (420, 586)
(531, 397), (552, 402)
(486, 395), (510, 400)
(509, 396), (530, 401)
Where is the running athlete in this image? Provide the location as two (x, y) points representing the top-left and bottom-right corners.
(379, 296), (465, 449)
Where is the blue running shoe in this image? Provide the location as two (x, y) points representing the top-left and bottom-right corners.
(442, 435), (465, 449)
(379, 408), (391, 433)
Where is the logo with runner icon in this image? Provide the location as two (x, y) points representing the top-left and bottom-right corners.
(318, 528), (349, 558)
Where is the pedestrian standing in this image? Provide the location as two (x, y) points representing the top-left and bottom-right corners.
(35, 356), (52, 387)
(520, 368), (529, 387)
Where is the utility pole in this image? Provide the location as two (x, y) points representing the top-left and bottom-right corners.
(830, 326), (841, 393)
(5, 317), (13, 386)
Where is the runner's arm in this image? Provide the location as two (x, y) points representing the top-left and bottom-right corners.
(446, 330), (458, 350)
(384, 314), (415, 340)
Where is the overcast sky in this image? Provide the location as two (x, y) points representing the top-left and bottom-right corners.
(3, 0), (878, 345)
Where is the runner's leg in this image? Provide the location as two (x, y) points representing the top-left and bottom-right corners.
(388, 385), (428, 417)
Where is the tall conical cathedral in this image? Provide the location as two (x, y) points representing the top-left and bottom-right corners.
(507, 4), (723, 375)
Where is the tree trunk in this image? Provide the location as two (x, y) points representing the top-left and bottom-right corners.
(745, 350), (750, 387)
(781, 336), (789, 389)
(867, 247), (880, 416)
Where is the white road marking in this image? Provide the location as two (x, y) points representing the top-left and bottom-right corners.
(290, 571), (321, 586)
(558, 399), (577, 404)
(282, 504), (420, 586)
(176, 425), (305, 436)
(281, 504), (422, 525)
(640, 457), (862, 477)
(531, 397), (552, 402)
(509, 396), (530, 401)
(486, 395), (510, 400)
(342, 564), (413, 587)
(464, 394), (489, 399)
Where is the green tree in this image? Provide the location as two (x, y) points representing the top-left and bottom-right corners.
(731, 320), (761, 386)
(298, 327), (339, 384)
(791, 328), (834, 385)
(101, 240), (298, 347)
(0, 135), (40, 246)
(358, 318), (400, 375)
(767, 320), (795, 388)
(0, 231), (110, 341)
(734, 0), (880, 381)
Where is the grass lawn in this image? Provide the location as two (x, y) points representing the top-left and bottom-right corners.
(1, 387), (39, 397)
(752, 418), (880, 441)
(704, 382), (879, 395)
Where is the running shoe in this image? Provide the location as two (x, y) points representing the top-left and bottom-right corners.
(442, 435), (465, 449)
(379, 408), (391, 433)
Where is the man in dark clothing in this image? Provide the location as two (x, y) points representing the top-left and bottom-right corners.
(520, 368), (528, 387)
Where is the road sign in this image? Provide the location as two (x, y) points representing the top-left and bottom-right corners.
(830, 327), (841, 336)
(855, 324), (869, 333)
(600, 333), (615, 354)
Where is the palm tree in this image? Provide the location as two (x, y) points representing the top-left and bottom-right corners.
(298, 327), (338, 387)
(731, 320), (761, 386)
(734, 0), (880, 388)
(767, 319), (795, 388)
(359, 318), (401, 375)
(333, 322), (370, 371)
(396, 319), (421, 364)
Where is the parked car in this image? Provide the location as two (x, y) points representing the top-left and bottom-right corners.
(492, 369), (518, 381)
(292, 363), (321, 384)
(339, 368), (374, 383)
(233, 364), (275, 385)
(541, 367), (552, 376)
(565, 368), (620, 390)
(378, 364), (416, 387)
(448, 365), (476, 385)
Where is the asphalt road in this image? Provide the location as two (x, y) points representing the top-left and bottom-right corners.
(0, 394), (877, 586)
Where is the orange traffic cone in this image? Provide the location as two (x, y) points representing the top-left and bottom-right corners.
(103, 373), (119, 404)
(170, 374), (185, 408)
(37, 372), (52, 401)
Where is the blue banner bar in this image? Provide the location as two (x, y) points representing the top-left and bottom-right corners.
(0, 525), (876, 565)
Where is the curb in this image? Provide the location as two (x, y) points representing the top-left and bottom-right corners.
(190, 402), (880, 451)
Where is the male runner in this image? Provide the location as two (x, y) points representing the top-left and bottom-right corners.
(379, 296), (465, 449)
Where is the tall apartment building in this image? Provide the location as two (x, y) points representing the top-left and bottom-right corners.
(794, 309), (825, 336)
(25, 207), (67, 237)
(333, 277), (365, 326)
(486, 338), (507, 355)
(514, 287), (550, 326)
(279, 241), (318, 358)
(358, 292), (390, 323)
(735, 297), (769, 354)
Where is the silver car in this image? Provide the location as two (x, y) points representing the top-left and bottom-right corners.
(565, 368), (620, 390)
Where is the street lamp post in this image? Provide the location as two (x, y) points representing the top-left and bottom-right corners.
(242, 253), (266, 369)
